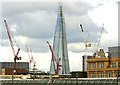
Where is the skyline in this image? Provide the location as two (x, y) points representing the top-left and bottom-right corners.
(0, 0), (119, 72)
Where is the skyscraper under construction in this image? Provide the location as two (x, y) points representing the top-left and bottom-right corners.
(50, 3), (70, 75)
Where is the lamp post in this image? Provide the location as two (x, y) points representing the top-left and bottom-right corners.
(33, 62), (36, 80)
(12, 55), (21, 85)
(76, 73), (78, 85)
(12, 68), (14, 85)
(117, 71), (119, 85)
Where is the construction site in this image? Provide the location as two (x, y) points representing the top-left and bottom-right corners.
(0, 1), (120, 85)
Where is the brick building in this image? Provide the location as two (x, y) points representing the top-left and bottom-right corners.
(87, 46), (120, 78)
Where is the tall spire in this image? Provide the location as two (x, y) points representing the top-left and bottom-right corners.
(50, 2), (70, 75)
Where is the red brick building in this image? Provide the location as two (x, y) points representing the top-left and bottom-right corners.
(0, 62), (29, 75)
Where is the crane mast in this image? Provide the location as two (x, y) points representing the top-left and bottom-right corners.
(80, 24), (91, 71)
(47, 41), (56, 74)
(26, 45), (32, 69)
(29, 49), (36, 79)
(30, 49), (33, 64)
(4, 20), (21, 73)
(97, 24), (104, 51)
(30, 49), (34, 70)
(94, 24), (104, 58)
(47, 41), (61, 75)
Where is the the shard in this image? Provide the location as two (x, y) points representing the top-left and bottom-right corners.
(50, 3), (70, 75)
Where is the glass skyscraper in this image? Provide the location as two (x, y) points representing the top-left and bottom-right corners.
(50, 3), (70, 75)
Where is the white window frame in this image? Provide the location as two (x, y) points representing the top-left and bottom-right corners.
(98, 62), (104, 68)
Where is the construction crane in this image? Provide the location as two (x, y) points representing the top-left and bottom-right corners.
(80, 24), (91, 48)
(94, 24), (104, 58)
(47, 41), (61, 75)
(80, 24), (91, 71)
(4, 20), (21, 74)
(29, 49), (37, 79)
(26, 45), (33, 69)
(30, 49), (34, 69)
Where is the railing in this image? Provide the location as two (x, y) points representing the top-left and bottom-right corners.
(0, 78), (119, 85)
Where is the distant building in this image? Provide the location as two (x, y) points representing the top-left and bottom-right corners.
(108, 46), (120, 57)
(0, 62), (29, 75)
(87, 46), (120, 78)
(70, 71), (87, 78)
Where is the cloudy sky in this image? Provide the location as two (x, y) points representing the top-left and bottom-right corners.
(0, 0), (119, 72)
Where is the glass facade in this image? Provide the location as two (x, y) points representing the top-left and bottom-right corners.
(50, 3), (70, 75)
(108, 46), (120, 57)
(0, 62), (29, 70)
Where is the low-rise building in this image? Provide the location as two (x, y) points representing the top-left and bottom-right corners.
(0, 62), (29, 75)
(87, 46), (120, 78)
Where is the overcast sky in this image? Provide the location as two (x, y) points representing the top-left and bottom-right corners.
(0, 0), (119, 72)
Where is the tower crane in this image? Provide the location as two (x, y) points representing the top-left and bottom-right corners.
(94, 24), (104, 58)
(80, 24), (91, 71)
(80, 24), (91, 48)
(26, 45), (33, 69)
(47, 41), (61, 75)
(4, 20), (21, 74)
(29, 49), (36, 79)
(30, 49), (35, 70)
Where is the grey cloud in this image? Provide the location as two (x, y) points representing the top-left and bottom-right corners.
(65, 15), (102, 43)
(63, 2), (93, 16)
(2, 2), (105, 53)
(24, 38), (50, 53)
(3, 11), (57, 39)
(2, 2), (58, 17)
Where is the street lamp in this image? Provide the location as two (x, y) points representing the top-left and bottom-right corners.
(33, 62), (36, 80)
(12, 52), (21, 85)
(117, 71), (119, 85)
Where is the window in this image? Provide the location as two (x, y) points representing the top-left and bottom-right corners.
(90, 63), (96, 69)
(115, 71), (120, 77)
(109, 62), (116, 68)
(98, 72), (104, 78)
(6, 63), (8, 68)
(8, 62), (10, 68)
(2, 62), (5, 68)
(11, 63), (13, 68)
(118, 62), (120, 68)
(9, 62), (12, 68)
(17, 63), (20, 68)
(106, 71), (112, 77)
(98, 62), (104, 68)
(90, 72), (96, 78)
